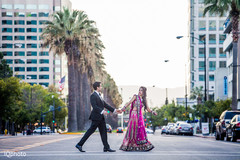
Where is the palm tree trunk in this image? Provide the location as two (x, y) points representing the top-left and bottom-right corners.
(67, 61), (78, 132)
(231, 8), (239, 110)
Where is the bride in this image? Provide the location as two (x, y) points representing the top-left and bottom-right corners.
(119, 86), (157, 151)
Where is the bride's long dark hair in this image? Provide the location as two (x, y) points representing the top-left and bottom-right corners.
(140, 86), (147, 110)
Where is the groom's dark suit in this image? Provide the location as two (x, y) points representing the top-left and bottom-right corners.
(77, 91), (115, 150)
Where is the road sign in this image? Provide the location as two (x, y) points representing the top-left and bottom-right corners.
(49, 105), (54, 111)
(189, 113), (192, 118)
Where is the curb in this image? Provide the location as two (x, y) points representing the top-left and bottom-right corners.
(194, 134), (215, 138)
(60, 132), (83, 135)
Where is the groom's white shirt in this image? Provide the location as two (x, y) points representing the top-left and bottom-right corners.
(94, 90), (116, 114)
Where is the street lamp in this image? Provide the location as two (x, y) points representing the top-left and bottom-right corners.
(176, 35), (207, 102)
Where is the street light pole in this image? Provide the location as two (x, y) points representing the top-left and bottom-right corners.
(176, 35), (207, 102)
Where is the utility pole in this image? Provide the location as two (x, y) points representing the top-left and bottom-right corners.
(165, 88), (168, 105)
(52, 95), (55, 133)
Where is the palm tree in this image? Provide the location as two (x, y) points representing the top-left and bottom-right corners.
(203, 0), (240, 110)
(41, 8), (99, 132)
(190, 86), (204, 105)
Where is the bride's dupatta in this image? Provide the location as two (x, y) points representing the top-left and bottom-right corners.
(129, 95), (148, 145)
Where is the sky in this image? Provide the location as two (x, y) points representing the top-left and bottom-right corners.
(71, 0), (189, 89)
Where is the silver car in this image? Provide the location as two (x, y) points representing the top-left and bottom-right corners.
(175, 123), (193, 135)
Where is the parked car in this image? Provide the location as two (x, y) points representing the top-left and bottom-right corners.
(106, 124), (112, 133)
(175, 123), (193, 135)
(215, 110), (240, 140)
(161, 126), (167, 134)
(169, 124), (177, 135)
(33, 127), (51, 134)
(226, 115), (240, 142)
(166, 123), (174, 134)
(116, 127), (123, 133)
(146, 128), (154, 134)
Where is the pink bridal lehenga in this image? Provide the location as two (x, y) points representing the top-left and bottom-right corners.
(119, 95), (154, 151)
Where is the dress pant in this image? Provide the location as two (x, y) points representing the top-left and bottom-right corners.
(77, 118), (110, 149)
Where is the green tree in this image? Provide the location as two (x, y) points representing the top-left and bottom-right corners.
(0, 52), (13, 79)
(203, 0), (240, 110)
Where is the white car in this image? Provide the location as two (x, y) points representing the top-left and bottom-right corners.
(146, 128), (154, 134)
(33, 127), (51, 133)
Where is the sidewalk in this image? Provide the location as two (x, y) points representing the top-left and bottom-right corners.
(194, 133), (215, 139)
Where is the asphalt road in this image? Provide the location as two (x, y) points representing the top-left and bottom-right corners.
(0, 130), (240, 160)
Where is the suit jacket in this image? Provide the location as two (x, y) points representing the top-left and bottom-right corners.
(89, 92), (115, 121)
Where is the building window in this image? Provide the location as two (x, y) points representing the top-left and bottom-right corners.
(15, 51), (25, 56)
(209, 61), (216, 71)
(55, 68), (61, 72)
(14, 12), (25, 17)
(198, 7), (204, 17)
(2, 4), (12, 9)
(15, 28), (25, 33)
(14, 20), (25, 25)
(27, 75), (37, 79)
(209, 34), (216, 44)
(39, 59), (49, 64)
(39, 5), (49, 9)
(39, 52), (49, 56)
(14, 4), (24, 9)
(27, 59), (37, 64)
(2, 36), (13, 40)
(27, 67), (37, 72)
(27, 36), (37, 40)
(199, 0), (204, 3)
(26, 12), (37, 17)
(29, 82), (37, 85)
(209, 20), (216, 31)
(26, 4), (37, 9)
(2, 20), (12, 25)
(209, 75), (215, 81)
(219, 61), (226, 68)
(199, 75), (205, 81)
(27, 20), (37, 25)
(39, 67), (49, 71)
(219, 20), (224, 30)
(27, 28), (37, 32)
(15, 59), (25, 64)
(39, 12), (49, 17)
(14, 43), (25, 48)
(191, 72), (194, 81)
(219, 48), (226, 58)
(209, 48), (216, 58)
(39, 28), (43, 33)
(27, 43), (37, 48)
(14, 36), (25, 40)
(209, 12), (216, 17)
(2, 12), (13, 17)
(39, 83), (49, 87)
(6, 59), (13, 64)
(15, 75), (25, 79)
(39, 20), (48, 25)
(27, 51), (37, 56)
(199, 48), (204, 58)
(2, 28), (12, 33)
(199, 21), (206, 31)
(54, 6), (61, 11)
(2, 44), (13, 48)
(219, 34), (226, 44)
(39, 75), (49, 79)
(199, 61), (205, 71)
(199, 35), (205, 44)
(3, 51), (13, 56)
(15, 67), (25, 72)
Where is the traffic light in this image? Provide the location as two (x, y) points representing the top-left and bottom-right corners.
(54, 123), (57, 126)
(53, 120), (55, 123)
(107, 111), (110, 113)
(145, 119), (147, 122)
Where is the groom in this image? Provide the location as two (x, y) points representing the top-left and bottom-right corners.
(75, 81), (122, 152)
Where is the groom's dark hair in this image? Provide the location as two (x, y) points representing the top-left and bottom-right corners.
(93, 82), (101, 90)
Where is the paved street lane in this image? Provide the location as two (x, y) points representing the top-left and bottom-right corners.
(0, 130), (240, 160)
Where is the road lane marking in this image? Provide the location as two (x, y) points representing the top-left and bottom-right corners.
(0, 136), (79, 153)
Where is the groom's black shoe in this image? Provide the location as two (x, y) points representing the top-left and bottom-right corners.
(75, 144), (85, 152)
(104, 148), (116, 152)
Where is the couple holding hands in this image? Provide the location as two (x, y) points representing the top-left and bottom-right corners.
(75, 81), (157, 152)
